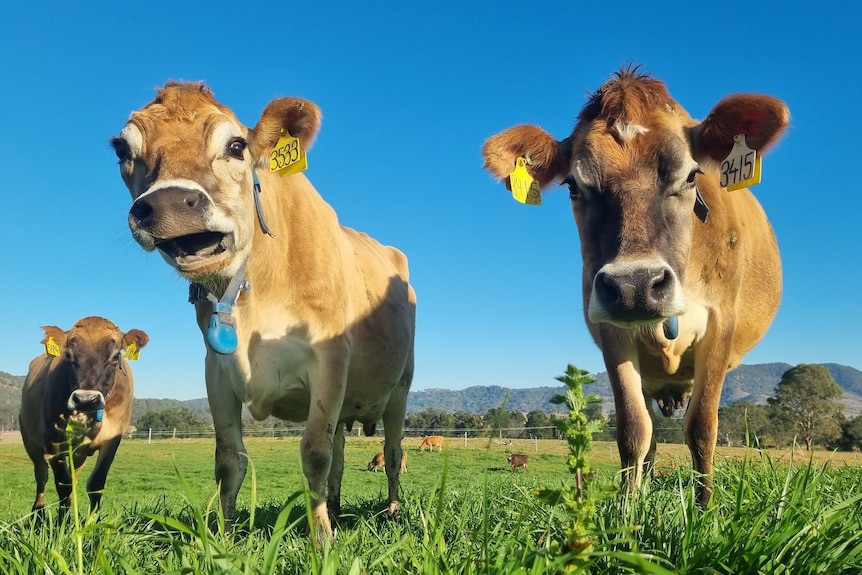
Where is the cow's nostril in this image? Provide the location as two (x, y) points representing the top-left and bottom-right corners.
(130, 199), (153, 227)
(595, 271), (622, 305)
(184, 192), (205, 210)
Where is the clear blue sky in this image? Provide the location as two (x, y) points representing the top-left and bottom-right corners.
(1, 2), (859, 400)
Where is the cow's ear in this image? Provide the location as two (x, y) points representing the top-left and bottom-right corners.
(249, 97), (322, 166)
(122, 329), (149, 350)
(40, 326), (66, 350)
(482, 125), (569, 189)
(692, 94), (790, 164)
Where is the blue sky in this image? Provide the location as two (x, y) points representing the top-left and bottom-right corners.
(1, 2), (859, 400)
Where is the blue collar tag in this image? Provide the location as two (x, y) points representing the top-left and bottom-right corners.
(207, 301), (239, 354)
(663, 316), (679, 340)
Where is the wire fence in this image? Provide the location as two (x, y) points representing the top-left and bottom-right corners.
(125, 424), (685, 442)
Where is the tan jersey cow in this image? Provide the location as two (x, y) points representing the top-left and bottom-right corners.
(483, 67), (787, 506)
(367, 450), (407, 473)
(19, 316), (148, 515)
(111, 83), (416, 539)
(418, 435), (444, 452)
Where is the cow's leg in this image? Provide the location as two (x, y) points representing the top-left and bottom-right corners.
(602, 330), (651, 494)
(206, 360), (247, 524)
(86, 437), (121, 512)
(24, 440), (48, 513)
(382, 377), (410, 519)
(49, 456), (74, 520)
(685, 320), (733, 507)
(302, 340), (349, 541)
(643, 392), (659, 476)
(326, 422), (345, 520)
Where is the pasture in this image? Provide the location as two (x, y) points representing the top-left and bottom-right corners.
(1, 435), (862, 573)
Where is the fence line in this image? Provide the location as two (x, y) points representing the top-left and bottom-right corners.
(126, 424), (685, 441)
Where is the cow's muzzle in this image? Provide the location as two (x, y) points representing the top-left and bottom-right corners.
(67, 390), (106, 421)
(589, 260), (685, 325)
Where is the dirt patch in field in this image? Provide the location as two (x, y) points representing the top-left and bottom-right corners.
(0, 431), (21, 445)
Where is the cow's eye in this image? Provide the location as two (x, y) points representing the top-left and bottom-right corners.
(227, 138), (246, 159)
(686, 169), (703, 187)
(111, 138), (131, 163)
(562, 176), (583, 200)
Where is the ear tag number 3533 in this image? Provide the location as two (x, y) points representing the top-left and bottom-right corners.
(721, 134), (762, 191)
(269, 129), (307, 177)
(508, 157), (542, 205)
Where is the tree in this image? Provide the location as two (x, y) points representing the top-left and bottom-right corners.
(767, 364), (843, 451)
(452, 410), (482, 431)
(137, 406), (209, 436)
(482, 407), (525, 437)
(718, 401), (772, 447)
(837, 415), (862, 452)
(524, 409), (553, 439)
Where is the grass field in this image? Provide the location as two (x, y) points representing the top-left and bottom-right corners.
(2, 434), (862, 573)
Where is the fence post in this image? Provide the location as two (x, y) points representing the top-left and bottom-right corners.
(173, 428), (177, 440)
(534, 435), (538, 452)
(464, 431), (467, 447)
(148, 428), (152, 444)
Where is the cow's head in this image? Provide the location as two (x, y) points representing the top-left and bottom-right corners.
(111, 82), (322, 283)
(42, 317), (148, 431)
(483, 67), (789, 328)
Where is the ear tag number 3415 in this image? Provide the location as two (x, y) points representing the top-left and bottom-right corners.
(269, 129), (308, 177)
(721, 134), (762, 191)
(508, 157), (542, 205)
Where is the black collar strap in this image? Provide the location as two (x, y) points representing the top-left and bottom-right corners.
(253, 172), (276, 238)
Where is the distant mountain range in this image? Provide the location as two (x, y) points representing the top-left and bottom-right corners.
(2, 363), (861, 427)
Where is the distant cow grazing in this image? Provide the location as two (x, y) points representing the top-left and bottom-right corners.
(418, 435), (444, 452)
(507, 454), (528, 472)
(19, 316), (148, 515)
(368, 450), (407, 473)
(111, 82), (416, 539)
(483, 66), (788, 506)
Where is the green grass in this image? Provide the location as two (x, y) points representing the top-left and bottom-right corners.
(1, 436), (861, 573)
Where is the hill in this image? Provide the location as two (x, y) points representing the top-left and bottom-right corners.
(2, 364), (861, 430)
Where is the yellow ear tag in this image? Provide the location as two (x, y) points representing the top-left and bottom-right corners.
(721, 134), (762, 191)
(124, 342), (140, 361)
(45, 337), (60, 357)
(269, 129), (308, 177)
(508, 157), (542, 205)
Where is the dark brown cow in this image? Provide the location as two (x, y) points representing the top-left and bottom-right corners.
(19, 316), (148, 515)
(507, 453), (528, 472)
(483, 66), (788, 505)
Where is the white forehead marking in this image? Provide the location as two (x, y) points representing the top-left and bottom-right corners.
(613, 120), (649, 143)
(119, 124), (143, 155)
(137, 178), (207, 202)
(209, 120), (244, 157)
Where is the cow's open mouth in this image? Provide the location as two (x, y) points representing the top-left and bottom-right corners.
(156, 232), (235, 272)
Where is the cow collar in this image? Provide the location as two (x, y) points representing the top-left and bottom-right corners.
(253, 171), (276, 238)
(188, 259), (251, 355)
(187, 172), (276, 354)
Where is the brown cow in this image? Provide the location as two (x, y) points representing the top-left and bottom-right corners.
(507, 453), (528, 472)
(19, 316), (148, 515)
(368, 450), (407, 473)
(483, 66), (787, 506)
(111, 83), (416, 540)
(418, 435), (444, 452)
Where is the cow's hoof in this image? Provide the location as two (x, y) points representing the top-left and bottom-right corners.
(386, 501), (402, 520)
